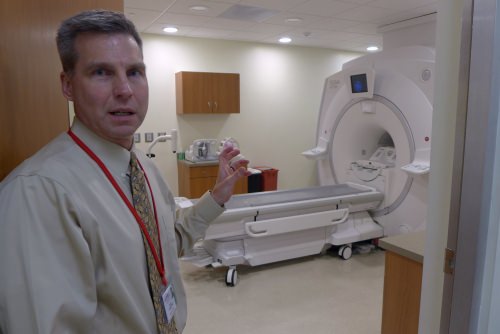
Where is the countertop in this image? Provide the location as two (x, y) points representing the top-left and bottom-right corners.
(178, 159), (219, 167)
(379, 231), (425, 263)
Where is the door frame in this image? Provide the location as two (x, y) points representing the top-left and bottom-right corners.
(442, 0), (500, 332)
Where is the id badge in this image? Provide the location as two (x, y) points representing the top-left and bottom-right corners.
(161, 284), (177, 323)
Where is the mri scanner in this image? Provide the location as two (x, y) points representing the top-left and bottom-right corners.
(305, 45), (434, 236)
(181, 46), (435, 286)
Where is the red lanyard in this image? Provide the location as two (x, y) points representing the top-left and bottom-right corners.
(67, 130), (167, 286)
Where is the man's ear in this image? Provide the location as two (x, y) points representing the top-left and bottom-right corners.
(60, 71), (73, 101)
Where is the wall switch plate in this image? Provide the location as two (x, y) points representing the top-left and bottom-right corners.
(145, 132), (154, 143)
(133, 133), (141, 143)
(157, 132), (167, 142)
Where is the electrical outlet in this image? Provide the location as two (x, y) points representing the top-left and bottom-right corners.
(145, 132), (154, 143)
(133, 133), (141, 143)
(157, 132), (167, 142)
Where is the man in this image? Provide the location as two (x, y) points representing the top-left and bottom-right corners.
(0, 10), (249, 333)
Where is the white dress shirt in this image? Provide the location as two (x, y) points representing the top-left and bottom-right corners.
(0, 119), (224, 333)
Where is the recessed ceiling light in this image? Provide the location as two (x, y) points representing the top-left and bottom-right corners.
(285, 17), (303, 23)
(367, 46), (379, 52)
(163, 26), (178, 33)
(279, 37), (292, 44)
(190, 5), (208, 11)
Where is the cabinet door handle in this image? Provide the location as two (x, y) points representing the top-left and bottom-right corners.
(207, 101), (211, 110)
(214, 101), (218, 110)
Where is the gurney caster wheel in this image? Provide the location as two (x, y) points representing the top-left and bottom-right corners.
(225, 267), (238, 287)
(338, 245), (352, 260)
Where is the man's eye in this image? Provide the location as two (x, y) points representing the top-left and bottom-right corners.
(129, 69), (143, 77)
(94, 69), (109, 76)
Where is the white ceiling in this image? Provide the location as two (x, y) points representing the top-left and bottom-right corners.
(124, 0), (438, 52)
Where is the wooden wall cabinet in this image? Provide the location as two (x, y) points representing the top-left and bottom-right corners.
(175, 71), (240, 114)
(178, 161), (247, 199)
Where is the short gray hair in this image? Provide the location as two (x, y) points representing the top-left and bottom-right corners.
(56, 9), (142, 73)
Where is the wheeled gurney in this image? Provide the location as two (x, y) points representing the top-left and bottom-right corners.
(181, 182), (384, 286)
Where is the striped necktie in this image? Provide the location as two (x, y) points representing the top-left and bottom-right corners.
(129, 152), (178, 334)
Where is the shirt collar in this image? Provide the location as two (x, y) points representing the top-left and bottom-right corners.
(70, 118), (132, 177)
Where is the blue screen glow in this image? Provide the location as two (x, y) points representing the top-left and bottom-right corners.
(350, 74), (368, 93)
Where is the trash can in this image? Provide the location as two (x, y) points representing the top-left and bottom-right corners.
(253, 166), (279, 191)
(247, 168), (262, 193)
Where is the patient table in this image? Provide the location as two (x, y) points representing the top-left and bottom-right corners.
(181, 182), (384, 286)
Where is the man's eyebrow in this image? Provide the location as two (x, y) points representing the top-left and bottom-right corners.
(84, 61), (146, 70)
(84, 61), (112, 71)
(130, 62), (146, 71)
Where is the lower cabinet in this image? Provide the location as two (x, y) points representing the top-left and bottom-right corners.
(177, 161), (247, 199)
(379, 232), (425, 334)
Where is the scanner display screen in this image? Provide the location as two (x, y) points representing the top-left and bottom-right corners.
(350, 73), (368, 93)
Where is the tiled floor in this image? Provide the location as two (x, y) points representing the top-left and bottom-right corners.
(180, 248), (385, 334)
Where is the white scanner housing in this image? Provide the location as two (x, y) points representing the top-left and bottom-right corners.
(306, 46), (435, 236)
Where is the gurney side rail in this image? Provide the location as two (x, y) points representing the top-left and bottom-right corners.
(244, 208), (349, 238)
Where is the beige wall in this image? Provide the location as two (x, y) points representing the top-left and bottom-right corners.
(135, 34), (361, 195)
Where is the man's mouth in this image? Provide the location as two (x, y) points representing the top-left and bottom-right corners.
(110, 110), (134, 116)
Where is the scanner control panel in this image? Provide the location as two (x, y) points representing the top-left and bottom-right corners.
(401, 163), (430, 175)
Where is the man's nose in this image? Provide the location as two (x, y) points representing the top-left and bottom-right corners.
(114, 74), (133, 97)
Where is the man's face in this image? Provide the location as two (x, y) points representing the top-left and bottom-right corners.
(61, 33), (148, 149)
